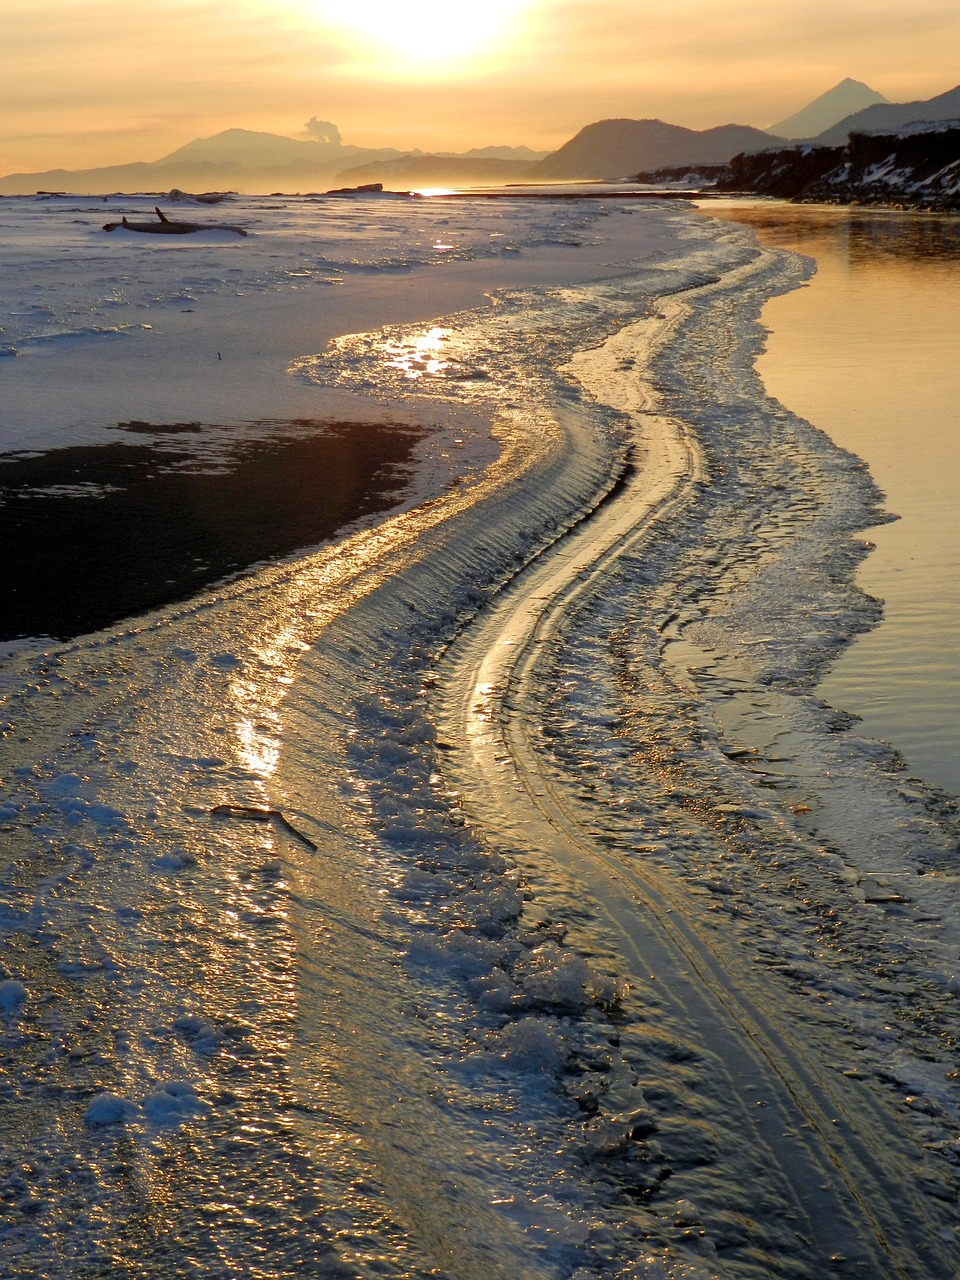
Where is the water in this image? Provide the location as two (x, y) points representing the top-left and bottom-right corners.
(703, 200), (960, 798)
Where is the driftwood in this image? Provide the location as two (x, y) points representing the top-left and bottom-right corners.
(210, 804), (318, 851)
(102, 206), (247, 235)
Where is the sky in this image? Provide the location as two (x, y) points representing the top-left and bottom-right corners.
(2, 0), (959, 174)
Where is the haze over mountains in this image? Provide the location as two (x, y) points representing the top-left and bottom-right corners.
(528, 121), (781, 181)
(767, 78), (888, 139)
(812, 82), (960, 146)
(1, 80), (957, 195)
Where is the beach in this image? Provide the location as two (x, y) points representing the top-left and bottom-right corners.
(0, 192), (958, 1279)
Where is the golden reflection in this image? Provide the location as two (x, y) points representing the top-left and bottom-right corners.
(235, 709), (281, 778)
(707, 199), (960, 796)
(384, 326), (454, 380)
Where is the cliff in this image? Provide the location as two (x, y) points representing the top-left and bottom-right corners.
(719, 124), (960, 210)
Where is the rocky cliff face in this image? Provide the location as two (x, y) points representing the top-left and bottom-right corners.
(719, 125), (960, 209)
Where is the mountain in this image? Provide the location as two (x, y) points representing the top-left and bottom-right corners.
(158, 127), (395, 171)
(458, 145), (547, 162)
(0, 129), (396, 195)
(332, 155), (538, 188)
(813, 83), (960, 145)
(0, 129), (536, 196)
(529, 119), (784, 181)
(768, 78), (888, 139)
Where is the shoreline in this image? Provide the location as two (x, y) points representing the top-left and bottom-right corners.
(704, 198), (960, 800)
(1, 198), (958, 1276)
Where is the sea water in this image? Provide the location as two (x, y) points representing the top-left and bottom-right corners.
(704, 200), (960, 799)
(1, 193), (957, 1278)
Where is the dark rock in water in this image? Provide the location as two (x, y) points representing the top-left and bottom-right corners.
(323, 181), (386, 196)
(164, 188), (233, 204)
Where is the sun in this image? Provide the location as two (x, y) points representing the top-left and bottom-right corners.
(316, 0), (531, 65)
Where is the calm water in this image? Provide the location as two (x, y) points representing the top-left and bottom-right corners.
(704, 201), (960, 798)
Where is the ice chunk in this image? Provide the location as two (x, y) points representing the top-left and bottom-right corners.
(143, 1081), (208, 1125)
(488, 1017), (568, 1073)
(0, 979), (28, 1012)
(85, 1092), (138, 1126)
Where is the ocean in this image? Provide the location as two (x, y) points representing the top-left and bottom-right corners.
(0, 191), (957, 1279)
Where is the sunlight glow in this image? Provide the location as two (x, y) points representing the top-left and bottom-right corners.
(315, 0), (531, 66)
(384, 326), (454, 379)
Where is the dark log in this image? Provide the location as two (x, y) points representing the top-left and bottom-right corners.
(102, 206), (247, 235)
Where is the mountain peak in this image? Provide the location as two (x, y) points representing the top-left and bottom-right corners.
(769, 79), (889, 139)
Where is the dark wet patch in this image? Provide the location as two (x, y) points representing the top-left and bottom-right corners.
(0, 418), (425, 641)
(114, 420), (206, 435)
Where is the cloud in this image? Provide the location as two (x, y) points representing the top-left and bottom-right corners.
(301, 118), (342, 145)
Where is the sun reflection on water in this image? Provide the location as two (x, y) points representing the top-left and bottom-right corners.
(384, 326), (454, 380)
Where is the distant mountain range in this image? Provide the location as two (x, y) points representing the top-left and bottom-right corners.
(526, 120), (783, 181)
(811, 82), (960, 146)
(1, 80), (957, 195)
(0, 130), (547, 196)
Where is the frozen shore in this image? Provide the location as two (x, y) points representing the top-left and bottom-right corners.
(0, 195), (958, 1277)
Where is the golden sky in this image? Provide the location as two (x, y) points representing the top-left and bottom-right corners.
(2, 0), (959, 173)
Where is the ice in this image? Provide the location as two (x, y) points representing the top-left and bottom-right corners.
(0, 979), (28, 1012)
(142, 1082), (209, 1126)
(84, 1092), (138, 1126)
(484, 1016), (570, 1073)
(1, 192), (958, 1276)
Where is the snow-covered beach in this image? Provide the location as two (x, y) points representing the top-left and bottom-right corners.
(0, 192), (958, 1278)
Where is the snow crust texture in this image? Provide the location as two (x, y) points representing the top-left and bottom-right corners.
(0, 195), (957, 1278)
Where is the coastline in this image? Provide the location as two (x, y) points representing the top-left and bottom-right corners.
(1, 199), (958, 1276)
(705, 198), (960, 799)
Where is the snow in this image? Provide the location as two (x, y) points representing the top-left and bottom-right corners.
(84, 1092), (138, 1126)
(897, 118), (960, 137)
(0, 191), (957, 1278)
(0, 979), (28, 1012)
